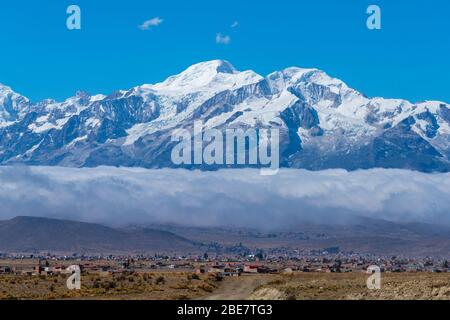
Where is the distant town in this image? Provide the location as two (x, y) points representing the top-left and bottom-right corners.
(2, 248), (450, 277)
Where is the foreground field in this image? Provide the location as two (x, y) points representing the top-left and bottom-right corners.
(0, 271), (226, 300)
(1, 272), (450, 300)
(245, 273), (450, 300)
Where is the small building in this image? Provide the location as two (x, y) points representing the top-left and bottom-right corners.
(257, 266), (271, 274)
(0, 266), (12, 274)
(208, 266), (225, 273)
(219, 267), (241, 277)
(243, 265), (259, 273)
(195, 267), (206, 274)
(283, 267), (293, 274)
(220, 271), (240, 277)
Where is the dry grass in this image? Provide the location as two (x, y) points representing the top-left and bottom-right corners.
(249, 272), (450, 300)
(3, 271), (450, 300)
(0, 271), (222, 300)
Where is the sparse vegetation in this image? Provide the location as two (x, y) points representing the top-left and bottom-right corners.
(0, 271), (216, 300)
(248, 273), (450, 300)
(2, 258), (450, 300)
(154, 276), (165, 285)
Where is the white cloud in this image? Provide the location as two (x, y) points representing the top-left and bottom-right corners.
(231, 21), (239, 28)
(216, 33), (231, 45)
(139, 17), (164, 30)
(0, 167), (449, 229)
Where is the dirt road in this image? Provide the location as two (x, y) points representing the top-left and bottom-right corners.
(201, 274), (276, 300)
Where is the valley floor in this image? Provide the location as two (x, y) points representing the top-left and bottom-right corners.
(2, 272), (450, 300)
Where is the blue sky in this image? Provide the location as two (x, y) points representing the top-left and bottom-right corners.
(0, 0), (449, 103)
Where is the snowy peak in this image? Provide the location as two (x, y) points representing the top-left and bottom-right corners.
(150, 60), (263, 94)
(266, 67), (356, 100)
(269, 67), (319, 83)
(0, 83), (14, 95)
(174, 59), (239, 78)
(0, 83), (30, 122)
(0, 83), (27, 101)
(204, 59), (237, 74)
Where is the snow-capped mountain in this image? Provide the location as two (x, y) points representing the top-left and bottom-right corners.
(0, 60), (449, 171)
(0, 84), (30, 123)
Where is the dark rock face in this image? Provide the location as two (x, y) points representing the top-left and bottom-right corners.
(373, 119), (445, 172)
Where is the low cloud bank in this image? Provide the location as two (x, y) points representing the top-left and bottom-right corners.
(0, 166), (449, 229)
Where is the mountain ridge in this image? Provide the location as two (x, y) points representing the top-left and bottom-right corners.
(2, 216), (450, 257)
(0, 216), (199, 254)
(0, 60), (449, 172)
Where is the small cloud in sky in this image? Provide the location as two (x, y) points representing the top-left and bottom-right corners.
(139, 17), (164, 30)
(231, 21), (239, 28)
(216, 33), (231, 45)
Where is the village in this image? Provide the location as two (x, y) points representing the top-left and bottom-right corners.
(1, 249), (450, 278)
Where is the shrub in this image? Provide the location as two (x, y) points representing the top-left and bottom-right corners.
(191, 274), (200, 280)
(155, 276), (165, 285)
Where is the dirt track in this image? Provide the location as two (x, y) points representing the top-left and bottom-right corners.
(201, 274), (276, 300)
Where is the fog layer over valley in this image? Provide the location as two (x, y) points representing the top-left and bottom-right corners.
(0, 166), (449, 230)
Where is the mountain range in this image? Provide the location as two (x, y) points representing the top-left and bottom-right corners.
(1, 60), (449, 171)
(2, 216), (450, 257)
